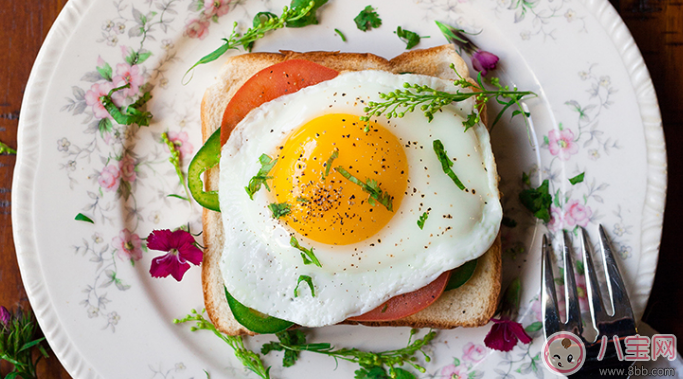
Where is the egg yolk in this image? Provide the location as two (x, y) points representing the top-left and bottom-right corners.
(269, 114), (408, 245)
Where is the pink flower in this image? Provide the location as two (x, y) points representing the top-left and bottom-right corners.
(204, 0), (231, 17)
(471, 50), (499, 76)
(119, 154), (137, 182)
(547, 206), (564, 232)
(85, 82), (115, 119)
(563, 199), (592, 227)
(147, 229), (203, 281)
(112, 63), (145, 98)
(185, 18), (210, 40)
(548, 129), (579, 160)
(112, 228), (143, 262)
(462, 342), (487, 363)
(167, 131), (194, 160)
(98, 164), (121, 192)
(440, 363), (467, 379)
(484, 316), (532, 352)
(0, 306), (10, 327)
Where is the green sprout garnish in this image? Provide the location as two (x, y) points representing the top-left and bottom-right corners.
(334, 166), (393, 211)
(360, 65), (535, 132)
(290, 236), (322, 267)
(162, 132), (190, 201)
(334, 28), (347, 42)
(245, 154), (278, 200)
(417, 212), (429, 230)
(433, 140), (466, 191)
(294, 275), (315, 298)
(268, 202), (291, 219)
(183, 2), (317, 83)
(175, 310), (271, 379)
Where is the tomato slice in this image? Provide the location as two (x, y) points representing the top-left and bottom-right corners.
(220, 59), (339, 146)
(347, 271), (451, 322)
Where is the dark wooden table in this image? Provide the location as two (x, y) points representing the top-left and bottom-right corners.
(0, 0), (680, 377)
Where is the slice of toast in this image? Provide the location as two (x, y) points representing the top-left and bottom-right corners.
(201, 45), (501, 336)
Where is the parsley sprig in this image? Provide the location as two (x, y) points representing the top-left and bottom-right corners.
(354, 6), (382, 31)
(245, 154), (278, 200)
(174, 309), (272, 379)
(334, 166), (393, 211)
(184, 2), (316, 82)
(100, 84), (153, 127)
(265, 329), (436, 379)
(361, 65), (535, 131)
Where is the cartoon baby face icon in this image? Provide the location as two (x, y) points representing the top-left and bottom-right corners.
(542, 332), (586, 375)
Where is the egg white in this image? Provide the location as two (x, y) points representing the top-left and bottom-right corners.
(218, 70), (502, 327)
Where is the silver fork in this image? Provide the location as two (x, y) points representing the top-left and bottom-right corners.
(542, 225), (637, 378)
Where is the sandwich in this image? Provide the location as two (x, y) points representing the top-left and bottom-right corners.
(195, 45), (502, 336)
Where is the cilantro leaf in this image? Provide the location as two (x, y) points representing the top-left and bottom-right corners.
(262, 330), (307, 367)
(433, 140), (467, 191)
(519, 179), (552, 222)
(417, 212), (429, 230)
(354, 6), (381, 32)
(287, 0), (328, 28)
(294, 275), (315, 298)
(335, 166), (393, 211)
(568, 172), (585, 185)
(290, 236), (322, 267)
(268, 202), (291, 218)
(245, 154), (278, 200)
(394, 27), (426, 50)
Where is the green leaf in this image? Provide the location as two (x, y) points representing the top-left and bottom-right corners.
(294, 275), (315, 298)
(17, 337), (45, 353)
(268, 202), (291, 218)
(519, 179), (552, 223)
(525, 321), (543, 332)
(0, 140), (17, 155)
(568, 172), (585, 185)
(417, 212), (429, 229)
(100, 85), (153, 126)
(266, 330), (308, 367)
(290, 236), (322, 267)
(75, 213), (94, 223)
(354, 5), (381, 32)
(392, 368), (415, 379)
(253, 11), (278, 27)
(355, 367), (391, 379)
(394, 26), (425, 49)
(287, 0), (328, 27)
(335, 166), (393, 211)
(444, 259), (477, 291)
(433, 140), (467, 191)
(245, 154), (278, 200)
(334, 28), (347, 42)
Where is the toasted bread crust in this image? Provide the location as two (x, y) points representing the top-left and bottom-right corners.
(201, 46), (499, 336)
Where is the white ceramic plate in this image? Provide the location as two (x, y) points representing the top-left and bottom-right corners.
(13, 0), (665, 378)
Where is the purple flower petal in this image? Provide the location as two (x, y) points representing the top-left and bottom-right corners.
(146, 229), (174, 251)
(150, 253), (191, 281)
(0, 306), (10, 326)
(484, 317), (532, 352)
(507, 319), (533, 344)
(147, 229), (202, 281)
(472, 50), (499, 76)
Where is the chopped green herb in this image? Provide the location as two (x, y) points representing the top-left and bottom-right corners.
(184, 2), (316, 82)
(101, 84), (152, 126)
(175, 310), (271, 379)
(294, 275), (315, 297)
(0, 141), (16, 155)
(268, 202), (291, 218)
(245, 154), (278, 200)
(75, 213), (94, 224)
(322, 148), (339, 180)
(290, 236), (322, 267)
(354, 5), (381, 32)
(296, 197), (309, 203)
(502, 216), (517, 228)
(519, 179), (552, 223)
(287, 0), (328, 27)
(568, 172), (585, 185)
(334, 166), (393, 211)
(381, 304), (388, 313)
(261, 330), (307, 367)
(417, 212), (429, 229)
(334, 28), (347, 42)
(433, 140), (466, 191)
(394, 26), (427, 50)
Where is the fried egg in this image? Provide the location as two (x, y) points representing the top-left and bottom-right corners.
(218, 70), (502, 327)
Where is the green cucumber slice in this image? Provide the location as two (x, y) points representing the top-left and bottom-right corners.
(188, 128), (221, 211)
(444, 259), (478, 291)
(225, 287), (293, 334)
